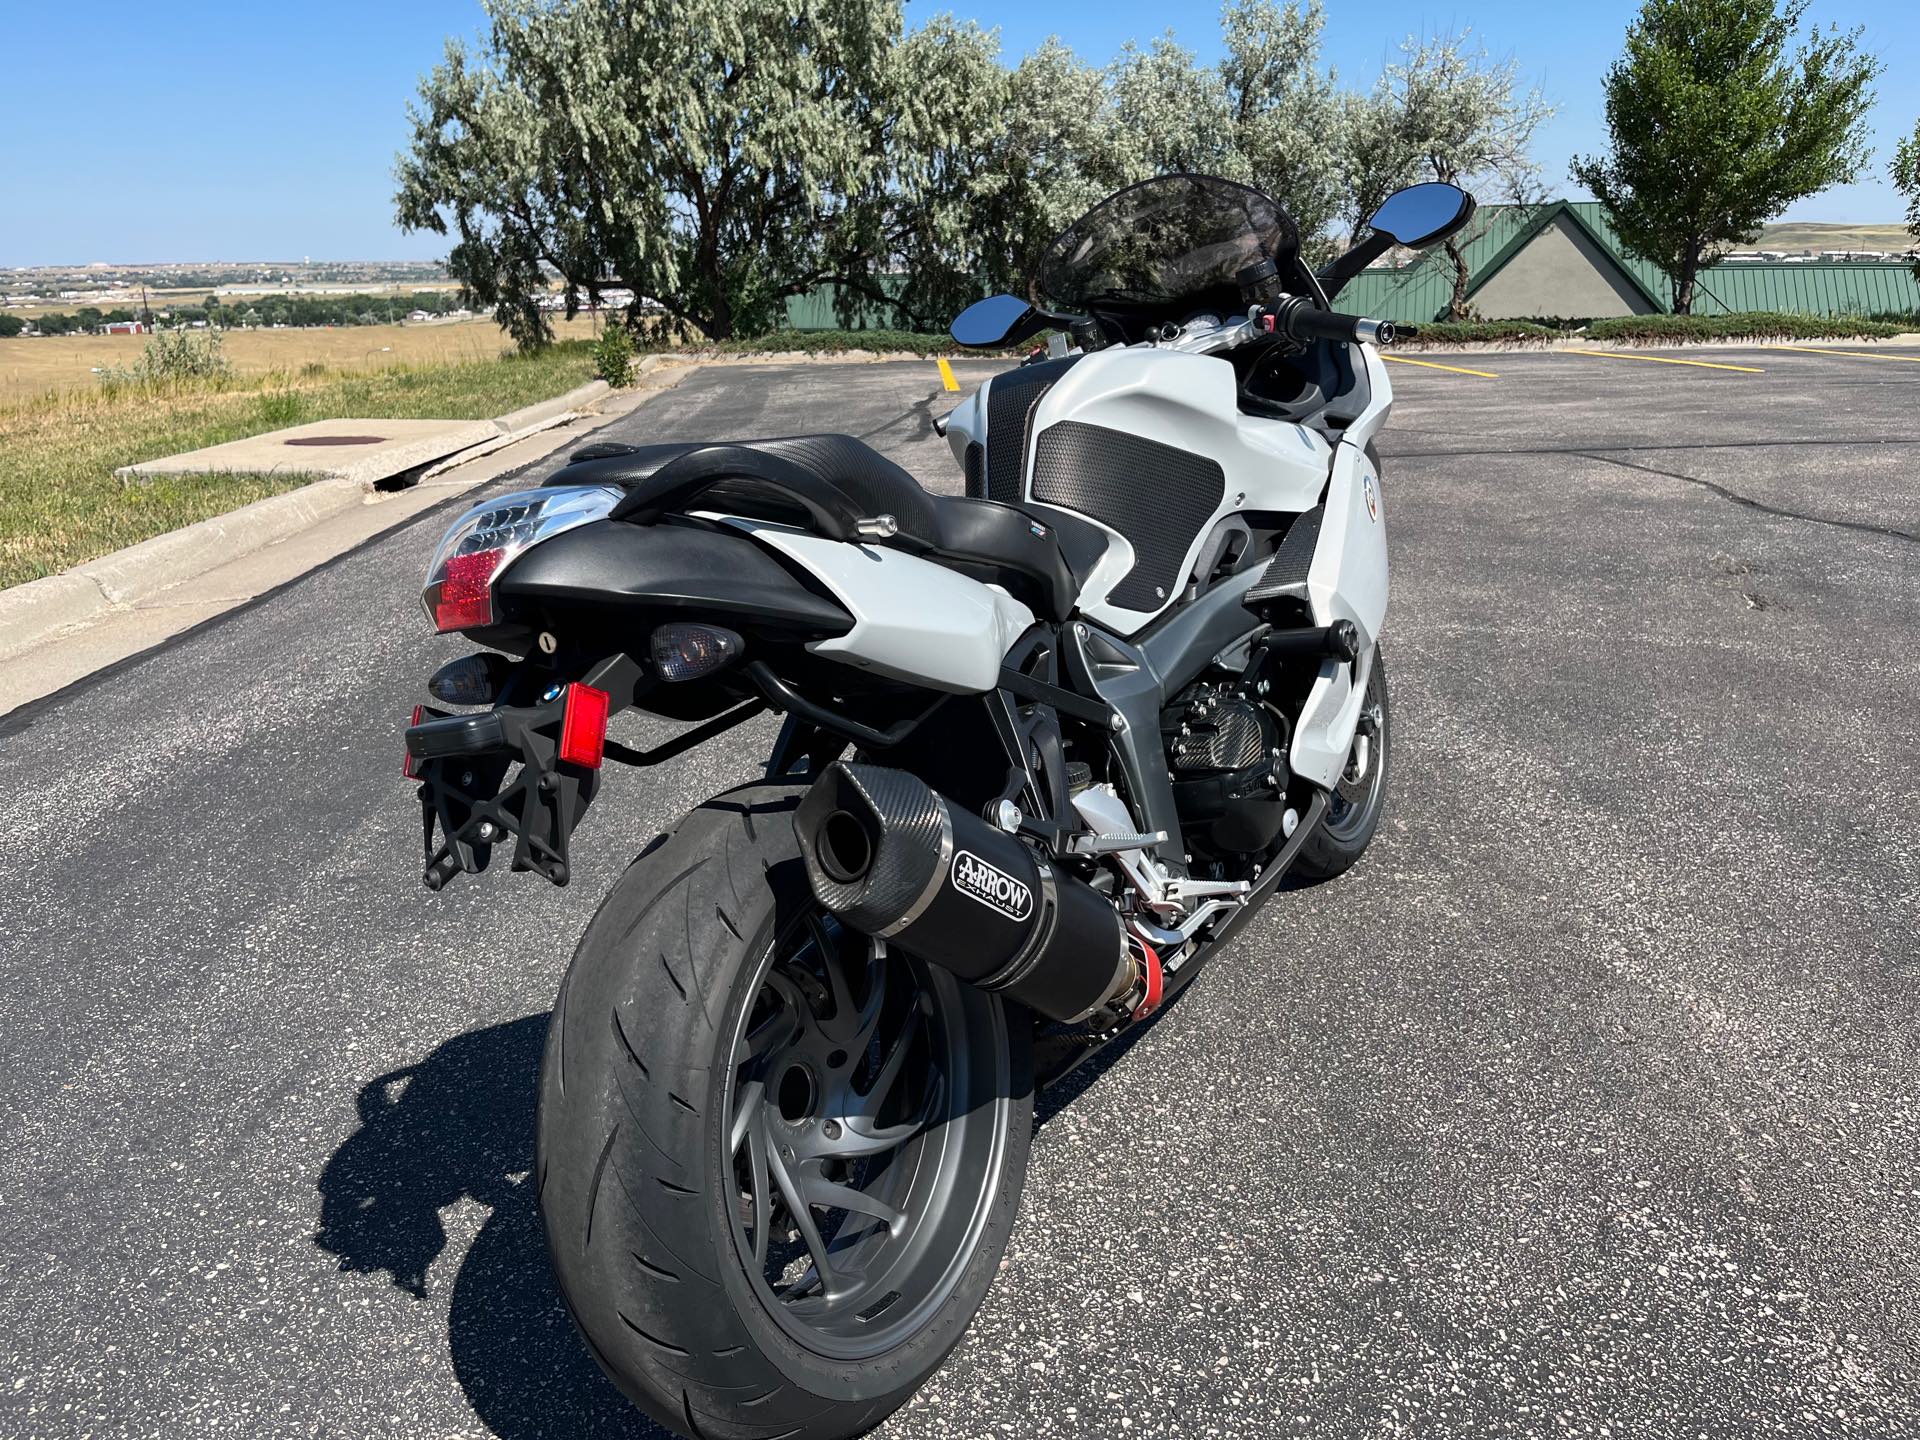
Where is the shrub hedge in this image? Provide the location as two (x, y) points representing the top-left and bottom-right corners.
(663, 312), (1915, 359)
(1582, 312), (1905, 343)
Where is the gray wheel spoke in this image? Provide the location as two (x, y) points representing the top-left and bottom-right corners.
(811, 915), (862, 1041)
(858, 986), (920, 1115)
(802, 1173), (906, 1234)
(744, 995), (801, 1061)
(730, 1079), (764, 1157)
(767, 1141), (845, 1300)
(837, 1078), (940, 1159)
(745, 1116), (772, 1266)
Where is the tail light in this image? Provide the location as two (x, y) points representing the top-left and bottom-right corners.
(421, 485), (622, 633)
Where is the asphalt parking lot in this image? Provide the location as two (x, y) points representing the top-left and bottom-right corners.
(3, 342), (1918, 1439)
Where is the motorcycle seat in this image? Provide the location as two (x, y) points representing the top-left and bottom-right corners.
(550, 434), (1106, 622)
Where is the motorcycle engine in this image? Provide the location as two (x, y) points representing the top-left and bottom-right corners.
(1163, 682), (1291, 856)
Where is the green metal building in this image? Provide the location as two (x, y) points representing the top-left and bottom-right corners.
(1336, 201), (1920, 323)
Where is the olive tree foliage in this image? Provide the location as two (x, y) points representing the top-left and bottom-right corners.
(397, 0), (973, 343)
(1347, 32), (1555, 318)
(1219, 0), (1347, 262)
(1889, 117), (1920, 281)
(1571, 0), (1881, 313)
(397, 0), (1550, 343)
(1099, 2), (1348, 262)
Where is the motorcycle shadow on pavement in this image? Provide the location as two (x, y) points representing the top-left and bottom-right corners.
(313, 1013), (670, 1440)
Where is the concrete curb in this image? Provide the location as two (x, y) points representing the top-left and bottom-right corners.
(0, 374), (639, 661)
(495, 379), (611, 436)
(0, 574), (110, 660)
(82, 478), (367, 605)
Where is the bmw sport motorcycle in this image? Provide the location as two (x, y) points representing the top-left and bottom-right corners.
(400, 175), (1474, 1438)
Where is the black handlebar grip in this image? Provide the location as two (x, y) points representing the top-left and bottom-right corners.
(1271, 297), (1395, 347)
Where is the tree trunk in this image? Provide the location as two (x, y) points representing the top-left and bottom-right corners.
(1443, 238), (1471, 321)
(1673, 253), (1698, 315)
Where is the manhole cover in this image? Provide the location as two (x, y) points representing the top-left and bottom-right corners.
(284, 435), (388, 447)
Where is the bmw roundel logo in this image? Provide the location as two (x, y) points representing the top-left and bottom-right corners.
(1362, 472), (1380, 523)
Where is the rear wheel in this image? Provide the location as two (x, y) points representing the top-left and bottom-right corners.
(538, 783), (1031, 1440)
(1294, 648), (1391, 881)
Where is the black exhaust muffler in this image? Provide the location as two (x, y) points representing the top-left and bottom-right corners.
(794, 762), (1137, 1024)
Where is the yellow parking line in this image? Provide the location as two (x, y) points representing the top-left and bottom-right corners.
(936, 356), (960, 392)
(1562, 348), (1764, 373)
(1382, 354), (1499, 379)
(1770, 344), (1920, 364)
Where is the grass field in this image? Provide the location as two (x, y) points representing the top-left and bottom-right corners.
(0, 340), (600, 591)
(0, 315), (603, 405)
(1754, 221), (1912, 252)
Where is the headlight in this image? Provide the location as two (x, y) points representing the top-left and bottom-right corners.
(420, 484), (621, 632)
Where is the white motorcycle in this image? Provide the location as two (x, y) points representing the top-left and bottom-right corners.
(399, 173), (1476, 1439)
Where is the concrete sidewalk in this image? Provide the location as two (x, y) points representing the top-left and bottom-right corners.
(0, 376), (678, 716)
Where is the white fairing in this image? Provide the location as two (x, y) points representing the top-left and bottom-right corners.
(710, 515), (1035, 694)
(1291, 346), (1393, 789)
(951, 348), (1333, 636)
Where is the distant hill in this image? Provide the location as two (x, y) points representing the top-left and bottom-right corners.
(1754, 221), (1912, 253)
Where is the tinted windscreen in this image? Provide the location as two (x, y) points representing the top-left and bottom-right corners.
(1034, 174), (1299, 311)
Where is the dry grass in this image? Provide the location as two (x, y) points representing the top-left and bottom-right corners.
(0, 341), (599, 590)
(1753, 222), (1913, 253)
(0, 315), (602, 405)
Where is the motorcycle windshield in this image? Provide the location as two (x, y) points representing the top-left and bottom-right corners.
(1034, 174), (1299, 312)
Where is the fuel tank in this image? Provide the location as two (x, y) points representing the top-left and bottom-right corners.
(944, 348), (1333, 635)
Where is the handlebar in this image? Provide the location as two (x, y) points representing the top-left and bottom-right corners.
(1261, 296), (1395, 348)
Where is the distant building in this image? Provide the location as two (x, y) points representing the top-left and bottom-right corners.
(1328, 201), (1920, 321)
(104, 321), (148, 335)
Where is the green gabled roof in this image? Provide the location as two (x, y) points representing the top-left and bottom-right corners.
(1336, 199), (1668, 320)
(1469, 201), (1669, 311)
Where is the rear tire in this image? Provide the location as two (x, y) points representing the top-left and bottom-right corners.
(538, 783), (1032, 1440)
(1293, 648), (1391, 881)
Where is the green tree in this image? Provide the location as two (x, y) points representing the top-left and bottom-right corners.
(1894, 117), (1920, 281)
(396, 0), (982, 344)
(0, 314), (25, 338)
(1572, 0), (1880, 313)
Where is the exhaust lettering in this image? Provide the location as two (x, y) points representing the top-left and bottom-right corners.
(950, 850), (1033, 922)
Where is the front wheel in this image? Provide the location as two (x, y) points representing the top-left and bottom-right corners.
(538, 783), (1032, 1440)
(1293, 648), (1391, 881)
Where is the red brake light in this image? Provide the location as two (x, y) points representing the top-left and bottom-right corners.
(431, 547), (505, 632)
(557, 683), (611, 769)
(403, 704), (424, 779)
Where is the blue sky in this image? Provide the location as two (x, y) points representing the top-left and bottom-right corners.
(0, 0), (1913, 264)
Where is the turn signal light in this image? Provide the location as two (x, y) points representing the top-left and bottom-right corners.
(427, 653), (508, 706)
(650, 623), (742, 683)
(557, 683), (611, 769)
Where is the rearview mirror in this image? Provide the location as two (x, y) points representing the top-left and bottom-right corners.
(1366, 183), (1476, 249)
(950, 294), (1037, 349)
